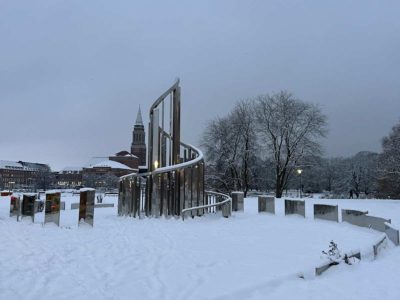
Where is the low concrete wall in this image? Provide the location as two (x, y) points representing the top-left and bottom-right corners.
(342, 209), (368, 216)
(301, 204), (400, 277)
(342, 209), (369, 226)
(222, 201), (231, 218)
(258, 196), (275, 214)
(71, 203), (80, 210)
(95, 203), (115, 208)
(315, 251), (361, 276)
(315, 261), (339, 276)
(342, 209), (391, 232)
(285, 199), (305, 217)
(385, 223), (400, 246)
(314, 204), (338, 222)
(71, 203), (115, 210)
(231, 192), (244, 212)
(373, 236), (387, 258)
(366, 215), (391, 232)
(105, 192), (118, 196)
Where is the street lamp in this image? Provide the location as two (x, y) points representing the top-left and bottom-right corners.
(296, 169), (303, 198)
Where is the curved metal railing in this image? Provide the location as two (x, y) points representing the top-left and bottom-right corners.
(118, 142), (205, 218)
(118, 80), (228, 219)
(182, 191), (232, 220)
(120, 141), (203, 180)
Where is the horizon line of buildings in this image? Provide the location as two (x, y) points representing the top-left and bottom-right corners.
(1, 108), (147, 191)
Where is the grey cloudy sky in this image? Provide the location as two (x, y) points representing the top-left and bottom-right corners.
(1, 0), (399, 170)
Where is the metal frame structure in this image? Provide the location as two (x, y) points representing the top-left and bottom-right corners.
(21, 194), (36, 221)
(9, 196), (21, 221)
(182, 191), (231, 220)
(118, 80), (231, 219)
(44, 192), (61, 226)
(79, 189), (95, 226)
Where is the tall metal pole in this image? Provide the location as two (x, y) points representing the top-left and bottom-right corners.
(300, 173), (302, 198)
(172, 86), (181, 165)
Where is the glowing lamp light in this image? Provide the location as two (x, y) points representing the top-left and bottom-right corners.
(297, 169), (303, 175)
(154, 160), (159, 169)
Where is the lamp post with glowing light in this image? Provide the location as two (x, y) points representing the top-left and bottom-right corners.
(297, 169), (303, 198)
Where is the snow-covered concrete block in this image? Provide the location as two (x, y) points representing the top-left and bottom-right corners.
(373, 235), (387, 257)
(385, 223), (400, 246)
(232, 192), (244, 212)
(221, 201), (231, 218)
(342, 209), (390, 232)
(258, 196), (275, 214)
(285, 199), (305, 217)
(95, 203), (115, 208)
(314, 204), (339, 222)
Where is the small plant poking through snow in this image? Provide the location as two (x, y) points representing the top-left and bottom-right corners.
(322, 241), (342, 264)
(322, 241), (359, 266)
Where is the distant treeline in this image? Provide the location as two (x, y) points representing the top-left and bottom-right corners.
(201, 91), (400, 199)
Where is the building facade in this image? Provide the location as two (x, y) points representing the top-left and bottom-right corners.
(55, 167), (83, 188)
(109, 151), (139, 170)
(0, 160), (51, 190)
(82, 159), (134, 189)
(53, 107), (146, 190)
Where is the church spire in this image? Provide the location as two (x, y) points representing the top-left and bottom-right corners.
(132, 105), (146, 166)
(135, 106), (143, 126)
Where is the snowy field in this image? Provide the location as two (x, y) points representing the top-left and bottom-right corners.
(0, 195), (399, 300)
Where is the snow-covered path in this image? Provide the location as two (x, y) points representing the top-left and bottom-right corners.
(0, 196), (398, 299)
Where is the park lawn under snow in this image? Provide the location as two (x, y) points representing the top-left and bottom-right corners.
(0, 195), (399, 300)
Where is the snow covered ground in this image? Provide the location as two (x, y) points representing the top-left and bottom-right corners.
(0, 195), (399, 300)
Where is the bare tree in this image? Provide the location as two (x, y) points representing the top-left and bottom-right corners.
(202, 115), (241, 192)
(349, 151), (378, 197)
(83, 173), (97, 188)
(254, 91), (327, 198)
(103, 173), (119, 191)
(230, 100), (257, 196)
(378, 122), (400, 198)
(328, 157), (350, 197)
(82, 173), (119, 191)
(294, 155), (325, 193)
(34, 169), (55, 191)
(322, 157), (344, 193)
(202, 100), (258, 195)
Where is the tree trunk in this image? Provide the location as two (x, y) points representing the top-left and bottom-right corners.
(275, 172), (283, 198)
(243, 139), (249, 198)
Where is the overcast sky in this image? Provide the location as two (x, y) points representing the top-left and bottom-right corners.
(1, 0), (399, 170)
